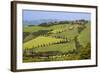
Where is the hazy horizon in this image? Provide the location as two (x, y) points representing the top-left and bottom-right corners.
(23, 10), (91, 25)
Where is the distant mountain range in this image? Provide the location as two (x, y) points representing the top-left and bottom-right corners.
(23, 19), (89, 26)
(23, 19), (65, 26)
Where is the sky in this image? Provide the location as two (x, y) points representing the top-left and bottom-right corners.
(23, 10), (91, 21)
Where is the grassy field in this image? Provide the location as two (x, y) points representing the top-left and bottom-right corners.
(24, 36), (67, 49)
(78, 24), (91, 47)
(31, 40), (76, 53)
(23, 22), (91, 62)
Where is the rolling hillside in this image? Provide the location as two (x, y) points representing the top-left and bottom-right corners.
(23, 22), (91, 62)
